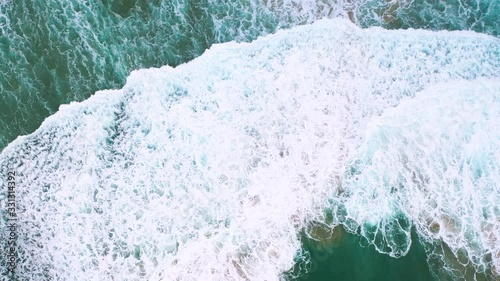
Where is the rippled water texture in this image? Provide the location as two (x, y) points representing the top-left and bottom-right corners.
(1, 1), (499, 281)
(1, 18), (499, 280)
(0, 0), (499, 149)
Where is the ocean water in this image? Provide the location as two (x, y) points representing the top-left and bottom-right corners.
(0, 0), (499, 149)
(285, 226), (436, 281)
(0, 1), (499, 281)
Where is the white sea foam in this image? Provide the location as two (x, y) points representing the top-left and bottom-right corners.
(342, 79), (500, 277)
(0, 19), (499, 280)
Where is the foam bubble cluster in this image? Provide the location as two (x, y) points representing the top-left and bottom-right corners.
(341, 79), (500, 279)
(1, 0), (498, 149)
(0, 19), (499, 280)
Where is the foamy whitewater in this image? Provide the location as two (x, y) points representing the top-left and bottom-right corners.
(0, 19), (499, 280)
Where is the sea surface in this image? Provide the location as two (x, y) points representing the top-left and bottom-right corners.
(0, 1), (499, 281)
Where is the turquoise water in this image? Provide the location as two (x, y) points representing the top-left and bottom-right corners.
(285, 226), (436, 281)
(0, 0), (499, 149)
(1, 1), (499, 281)
(0, 0), (279, 148)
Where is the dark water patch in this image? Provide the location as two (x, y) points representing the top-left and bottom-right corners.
(358, 0), (499, 36)
(285, 225), (437, 281)
(0, 0), (280, 150)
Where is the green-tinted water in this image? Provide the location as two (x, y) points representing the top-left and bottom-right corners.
(1, 1), (499, 280)
(286, 226), (436, 281)
(359, 0), (499, 34)
(0, 0), (499, 150)
(0, 0), (282, 149)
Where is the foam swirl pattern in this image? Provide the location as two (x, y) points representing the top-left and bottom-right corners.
(0, 0), (498, 149)
(341, 80), (500, 280)
(0, 19), (499, 280)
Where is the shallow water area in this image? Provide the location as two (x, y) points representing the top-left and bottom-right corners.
(286, 226), (436, 281)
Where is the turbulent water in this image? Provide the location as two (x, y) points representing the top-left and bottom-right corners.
(0, 0), (499, 149)
(0, 0), (499, 281)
